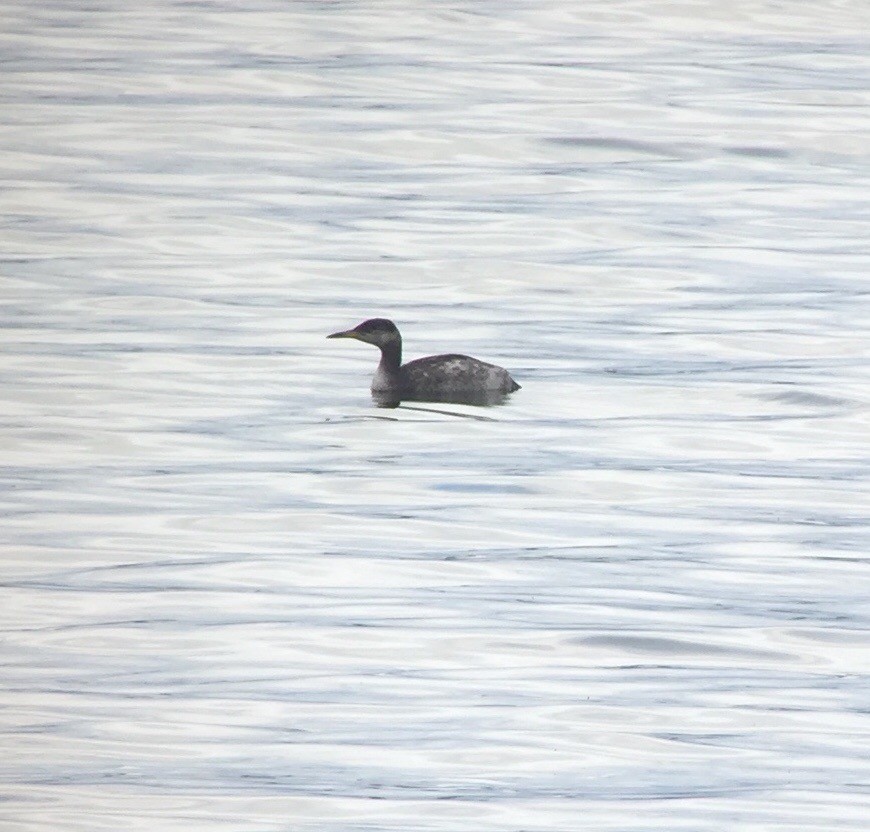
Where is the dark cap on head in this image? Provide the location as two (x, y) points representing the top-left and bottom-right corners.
(327, 318), (400, 344)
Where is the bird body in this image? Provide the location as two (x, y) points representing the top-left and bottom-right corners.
(328, 318), (520, 406)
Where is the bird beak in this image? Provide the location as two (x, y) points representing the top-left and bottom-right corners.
(327, 328), (358, 340)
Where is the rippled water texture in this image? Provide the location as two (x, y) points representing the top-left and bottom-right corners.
(1, 1), (869, 830)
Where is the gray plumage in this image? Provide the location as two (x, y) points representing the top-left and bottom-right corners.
(327, 318), (520, 406)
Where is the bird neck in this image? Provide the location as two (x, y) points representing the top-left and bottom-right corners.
(377, 337), (402, 374)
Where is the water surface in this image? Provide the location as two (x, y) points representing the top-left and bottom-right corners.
(1, 1), (869, 830)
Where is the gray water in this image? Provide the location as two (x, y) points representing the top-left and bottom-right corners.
(1, 1), (869, 830)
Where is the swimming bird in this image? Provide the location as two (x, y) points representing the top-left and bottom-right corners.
(327, 318), (520, 407)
